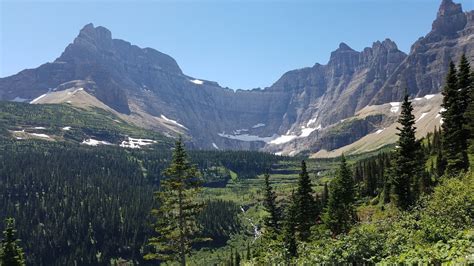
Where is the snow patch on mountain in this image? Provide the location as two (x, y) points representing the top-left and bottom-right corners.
(252, 123), (265, 128)
(218, 132), (277, 143)
(30, 133), (50, 138)
(269, 134), (297, 145)
(190, 79), (203, 85)
(306, 118), (317, 127)
(424, 94), (435, 100)
(120, 137), (157, 149)
(82, 139), (112, 146)
(30, 88), (52, 103)
(416, 112), (428, 122)
(300, 127), (317, 137)
(389, 102), (400, 113)
(161, 115), (188, 130)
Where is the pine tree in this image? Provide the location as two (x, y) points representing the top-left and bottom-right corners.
(145, 137), (203, 265)
(464, 70), (474, 154)
(457, 55), (471, 114)
(263, 172), (280, 232)
(321, 182), (329, 208)
(0, 218), (26, 266)
(283, 191), (298, 261)
(390, 93), (425, 209)
(246, 242), (251, 261)
(382, 176), (391, 204)
(295, 160), (316, 241)
(235, 251), (241, 266)
(442, 62), (469, 174)
(323, 155), (356, 235)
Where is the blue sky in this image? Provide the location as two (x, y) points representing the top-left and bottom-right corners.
(1, 0), (473, 90)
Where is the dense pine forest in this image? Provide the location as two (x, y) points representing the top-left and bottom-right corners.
(1, 56), (474, 265)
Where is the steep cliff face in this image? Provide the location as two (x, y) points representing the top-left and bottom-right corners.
(372, 0), (474, 104)
(0, 0), (472, 154)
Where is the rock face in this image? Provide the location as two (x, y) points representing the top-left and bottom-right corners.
(0, 0), (473, 154)
(372, 0), (474, 104)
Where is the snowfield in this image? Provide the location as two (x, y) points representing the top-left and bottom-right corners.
(30, 88), (53, 104)
(269, 134), (297, 144)
(218, 132), (277, 143)
(30, 133), (50, 138)
(120, 137), (157, 149)
(190, 79), (204, 85)
(252, 123), (265, 128)
(161, 115), (188, 130)
(30, 94), (47, 104)
(416, 112), (428, 123)
(82, 139), (112, 146)
(390, 102), (400, 113)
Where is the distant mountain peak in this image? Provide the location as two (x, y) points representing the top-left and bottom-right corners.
(438, 0), (462, 17)
(74, 23), (113, 50)
(432, 0), (466, 35)
(337, 42), (353, 51)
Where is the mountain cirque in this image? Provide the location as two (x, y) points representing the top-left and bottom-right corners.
(0, 0), (473, 156)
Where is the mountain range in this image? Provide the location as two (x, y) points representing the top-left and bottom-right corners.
(1, 0), (473, 156)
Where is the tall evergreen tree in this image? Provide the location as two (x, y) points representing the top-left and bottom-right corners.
(145, 137), (203, 265)
(246, 242), (251, 261)
(464, 69), (474, 154)
(457, 55), (471, 114)
(0, 218), (25, 266)
(263, 172), (280, 232)
(283, 192), (298, 261)
(323, 155), (356, 235)
(321, 182), (329, 208)
(390, 93), (425, 209)
(442, 62), (469, 174)
(295, 160), (316, 241)
(235, 251), (241, 266)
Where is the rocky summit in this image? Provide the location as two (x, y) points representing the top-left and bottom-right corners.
(0, 0), (473, 156)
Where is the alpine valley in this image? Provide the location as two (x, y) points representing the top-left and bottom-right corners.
(1, 0), (473, 156)
(2, 0), (474, 265)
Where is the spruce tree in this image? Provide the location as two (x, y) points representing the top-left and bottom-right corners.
(442, 62), (469, 174)
(283, 192), (298, 261)
(0, 218), (25, 266)
(464, 70), (474, 154)
(263, 172), (280, 232)
(321, 182), (329, 208)
(246, 242), (251, 260)
(390, 93), (425, 209)
(235, 251), (241, 266)
(145, 137), (203, 265)
(457, 55), (471, 114)
(323, 155), (355, 235)
(295, 160), (316, 241)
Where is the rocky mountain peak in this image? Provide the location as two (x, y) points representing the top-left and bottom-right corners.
(379, 38), (398, 51)
(432, 0), (466, 35)
(337, 42), (353, 51)
(329, 42), (357, 60)
(73, 23), (113, 50)
(438, 0), (463, 17)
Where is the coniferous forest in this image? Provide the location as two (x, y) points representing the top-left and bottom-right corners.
(0, 56), (474, 265)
